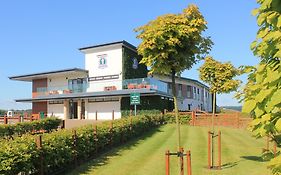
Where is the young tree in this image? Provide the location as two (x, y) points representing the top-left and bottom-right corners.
(199, 56), (240, 168)
(135, 4), (213, 151)
(238, 0), (281, 173)
(199, 56), (241, 130)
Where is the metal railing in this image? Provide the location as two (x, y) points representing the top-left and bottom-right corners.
(33, 78), (168, 98)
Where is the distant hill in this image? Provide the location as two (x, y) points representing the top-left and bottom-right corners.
(220, 106), (242, 112)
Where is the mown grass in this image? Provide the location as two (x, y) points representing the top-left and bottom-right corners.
(66, 125), (271, 175)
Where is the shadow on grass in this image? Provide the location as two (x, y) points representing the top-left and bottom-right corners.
(64, 126), (164, 175)
(241, 155), (264, 162)
(221, 161), (240, 169)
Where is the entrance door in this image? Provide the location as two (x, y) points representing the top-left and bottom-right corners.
(69, 101), (78, 119)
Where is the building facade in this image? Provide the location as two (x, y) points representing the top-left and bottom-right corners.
(10, 41), (212, 120)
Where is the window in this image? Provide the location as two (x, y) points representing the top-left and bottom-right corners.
(178, 84), (182, 97)
(168, 83), (172, 94)
(68, 78), (87, 93)
(187, 86), (192, 98)
(193, 87), (197, 99)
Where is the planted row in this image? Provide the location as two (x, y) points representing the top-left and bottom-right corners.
(0, 115), (163, 175)
(0, 117), (62, 138)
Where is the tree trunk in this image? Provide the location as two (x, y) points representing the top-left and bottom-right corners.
(212, 92), (216, 132)
(171, 70), (181, 150)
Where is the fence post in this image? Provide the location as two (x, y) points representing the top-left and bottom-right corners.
(208, 131), (211, 169)
(110, 110), (114, 146)
(218, 130), (221, 170)
(30, 114), (33, 121)
(18, 115), (21, 123)
(165, 150), (170, 175)
(72, 130), (78, 167)
(95, 111), (98, 121)
(191, 111), (195, 126)
(4, 115), (7, 124)
(36, 135), (44, 175)
(180, 147), (184, 175)
(186, 150), (192, 175)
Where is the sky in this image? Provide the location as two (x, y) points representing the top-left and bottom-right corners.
(0, 0), (260, 110)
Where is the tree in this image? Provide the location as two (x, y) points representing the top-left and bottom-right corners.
(135, 4), (213, 151)
(238, 0), (281, 173)
(199, 56), (240, 168)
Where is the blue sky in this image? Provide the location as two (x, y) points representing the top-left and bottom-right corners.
(0, 0), (259, 110)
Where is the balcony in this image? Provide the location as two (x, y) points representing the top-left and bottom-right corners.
(32, 78), (168, 98)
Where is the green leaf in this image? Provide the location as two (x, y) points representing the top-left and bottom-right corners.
(261, 114), (271, 122)
(252, 8), (259, 16)
(268, 89), (281, 109)
(275, 118), (281, 132)
(242, 100), (257, 113)
(255, 106), (265, 117)
(255, 88), (273, 103)
(277, 16), (281, 28)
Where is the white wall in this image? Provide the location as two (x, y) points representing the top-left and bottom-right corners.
(47, 103), (64, 119)
(154, 74), (212, 112)
(84, 46), (123, 93)
(87, 101), (121, 120)
(48, 73), (87, 91)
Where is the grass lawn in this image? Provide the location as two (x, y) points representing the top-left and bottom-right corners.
(66, 125), (271, 175)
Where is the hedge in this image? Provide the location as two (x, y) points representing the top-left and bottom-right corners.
(0, 117), (61, 138)
(0, 115), (163, 175)
(163, 114), (191, 124)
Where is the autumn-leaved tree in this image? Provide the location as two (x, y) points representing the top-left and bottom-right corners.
(238, 0), (281, 173)
(135, 4), (213, 150)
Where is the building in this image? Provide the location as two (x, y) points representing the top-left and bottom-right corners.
(9, 41), (212, 120)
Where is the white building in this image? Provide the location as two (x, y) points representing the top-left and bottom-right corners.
(9, 41), (213, 120)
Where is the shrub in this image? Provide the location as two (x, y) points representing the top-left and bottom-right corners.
(0, 117), (61, 138)
(163, 114), (191, 124)
(0, 115), (163, 174)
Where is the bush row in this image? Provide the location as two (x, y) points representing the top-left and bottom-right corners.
(163, 114), (191, 124)
(0, 117), (61, 138)
(0, 115), (163, 175)
(121, 109), (161, 117)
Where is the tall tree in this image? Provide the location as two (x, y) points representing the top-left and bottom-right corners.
(135, 4), (213, 151)
(199, 56), (240, 168)
(238, 0), (281, 173)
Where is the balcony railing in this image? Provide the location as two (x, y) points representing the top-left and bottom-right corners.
(33, 78), (168, 98)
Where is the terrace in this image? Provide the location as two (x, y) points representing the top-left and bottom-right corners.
(32, 78), (168, 98)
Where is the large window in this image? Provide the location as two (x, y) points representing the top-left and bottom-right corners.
(68, 78), (87, 93)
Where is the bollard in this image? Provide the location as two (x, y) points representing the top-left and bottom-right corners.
(165, 150), (170, 175)
(208, 131), (211, 169)
(218, 130), (221, 170)
(180, 147), (184, 175)
(186, 150), (192, 175)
